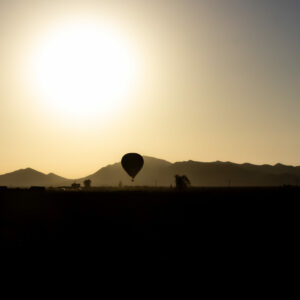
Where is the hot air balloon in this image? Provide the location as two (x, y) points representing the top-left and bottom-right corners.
(121, 153), (144, 182)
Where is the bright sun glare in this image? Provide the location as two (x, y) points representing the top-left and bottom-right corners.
(30, 21), (138, 119)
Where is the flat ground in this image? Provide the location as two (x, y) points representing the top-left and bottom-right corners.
(0, 187), (299, 266)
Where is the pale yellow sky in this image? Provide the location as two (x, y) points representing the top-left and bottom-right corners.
(0, 0), (299, 178)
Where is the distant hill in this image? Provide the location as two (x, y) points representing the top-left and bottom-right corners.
(0, 168), (69, 187)
(79, 156), (300, 187)
(0, 157), (300, 187)
(80, 156), (173, 186)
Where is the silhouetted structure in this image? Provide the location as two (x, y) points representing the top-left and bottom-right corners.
(84, 179), (91, 189)
(175, 175), (191, 190)
(71, 183), (80, 189)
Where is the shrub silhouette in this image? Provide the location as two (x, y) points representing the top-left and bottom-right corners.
(175, 175), (191, 190)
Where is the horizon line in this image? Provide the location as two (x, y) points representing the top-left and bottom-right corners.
(0, 156), (299, 179)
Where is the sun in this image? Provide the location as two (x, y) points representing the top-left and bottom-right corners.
(30, 21), (139, 119)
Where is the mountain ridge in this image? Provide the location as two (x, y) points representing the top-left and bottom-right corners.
(0, 156), (299, 187)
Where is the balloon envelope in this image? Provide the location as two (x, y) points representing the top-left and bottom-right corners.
(121, 153), (144, 181)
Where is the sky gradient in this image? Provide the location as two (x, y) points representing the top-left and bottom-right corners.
(0, 0), (299, 177)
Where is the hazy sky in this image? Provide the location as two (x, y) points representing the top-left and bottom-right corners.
(0, 0), (299, 177)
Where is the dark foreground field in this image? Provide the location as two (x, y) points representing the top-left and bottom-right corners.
(0, 187), (299, 266)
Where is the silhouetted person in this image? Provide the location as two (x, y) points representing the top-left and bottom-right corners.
(84, 179), (91, 189)
(175, 175), (191, 190)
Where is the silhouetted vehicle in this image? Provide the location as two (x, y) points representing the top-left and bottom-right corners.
(84, 179), (91, 188)
(121, 153), (144, 182)
(175, 175), (191, 190)
(71, 183), (81, 189)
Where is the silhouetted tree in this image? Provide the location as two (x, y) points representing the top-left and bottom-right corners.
(175, 175), (191, 190)
(84, 179), (91, 189)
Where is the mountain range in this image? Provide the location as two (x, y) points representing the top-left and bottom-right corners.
(0, 156), (299, 187)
